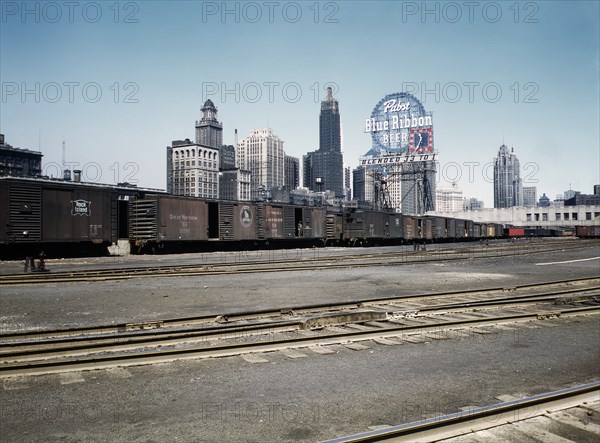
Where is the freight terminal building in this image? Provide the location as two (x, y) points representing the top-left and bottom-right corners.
(433, 206), (600, 229)
(433, 186), (600, 228)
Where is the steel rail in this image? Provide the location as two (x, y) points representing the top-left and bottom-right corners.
(2, 287), (598, 358)
(1, 302), (598, 378)
(323, 381), (600, 442)
(1, 276), (597, 343)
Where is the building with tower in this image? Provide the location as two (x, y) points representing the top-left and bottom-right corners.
(195, 100), (223, 149)
(167, 101), (225, 197)
(493, 144), (522, 208)
(236, 128), (285, 200)
(303, 87), (344, 197)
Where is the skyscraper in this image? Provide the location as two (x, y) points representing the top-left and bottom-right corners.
(352, 166), (375, 203)
(303, 87), (344, 197)
(237, 128), (285, 200)
(166, 101), (223, 197)
(284, 155), (300, 190)
(436, 184), (463, 212)
(493, 144), (523, 208)
(523, 186), (537, 207)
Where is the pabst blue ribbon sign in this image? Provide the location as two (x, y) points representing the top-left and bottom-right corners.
(363, 92), (434, 162)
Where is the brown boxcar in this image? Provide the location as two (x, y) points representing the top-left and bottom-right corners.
(342, 209), (401, 241)
(445, 218), (456, 238)
(576, 226), (600, 238)
(473, 223), (482, 238)
(42, 187), (115, 242)
(261, 204), (284, 239)
(466, 220), (474, 238)
(0, 179), (43, 244)
(388, 213), (403, 239)
(219, 202), (257, 241)
(422, 216), (446, 239)
(403, 215), (417, 240)
(306, 208), (325, 238)
(326, 211), (343, 241)
(455, 219), (466, 238)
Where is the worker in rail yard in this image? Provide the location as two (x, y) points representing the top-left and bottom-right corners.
(297, 221), (303, 237)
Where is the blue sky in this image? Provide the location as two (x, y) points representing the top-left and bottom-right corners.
(1, 0), (599, 206)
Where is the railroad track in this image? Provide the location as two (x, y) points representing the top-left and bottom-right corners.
(325, 382), (600, 442)
(2, 277), (598, 378)
(0, 240), (592, 285)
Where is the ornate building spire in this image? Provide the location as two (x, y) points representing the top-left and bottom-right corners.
(195, 100), (223, 149)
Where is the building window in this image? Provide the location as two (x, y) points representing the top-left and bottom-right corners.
(542, 213), (548, 221)
(586, 212), (592, 220)
(556, 213), (561, 221)
(564, 213), (569, 220)
(526, 214), (532, 221)
(572, 213), (578, 221)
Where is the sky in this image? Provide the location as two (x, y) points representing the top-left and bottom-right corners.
(1, 0), (599, 206)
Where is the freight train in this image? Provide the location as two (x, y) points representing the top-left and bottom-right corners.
(1, 176), (597, 258)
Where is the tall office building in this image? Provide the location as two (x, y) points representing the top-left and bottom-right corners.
(195, 99), (223, 149)
(493, 144), (523, 208)
(436, 184), (463, 212)
(284, 155), (300, 191)
(344, 166), (352, 201)
(523, 186), (537, 207)
(167, 139), (219, 198)
(237, 128), (285, 200)
(303, 87), (344, 197)
(167, 101), (224, 197)
(352, 167), (375, 203)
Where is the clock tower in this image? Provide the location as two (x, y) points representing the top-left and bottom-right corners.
(195, 99), (223, 149)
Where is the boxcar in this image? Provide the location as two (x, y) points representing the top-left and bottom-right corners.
(455, 219), (466, 239)
(0, 176), (134, 258)
(505, 227), (525, 237)
(403, 215), (418, 240)
(219, 202), (258, 241)
(465, 220), (474, 238)
(576, 226), (600, 238)
(129, 194), (206, 251)
(473, 223), (482, 238)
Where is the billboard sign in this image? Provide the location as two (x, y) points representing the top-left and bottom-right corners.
(363, 92), (434, 157)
